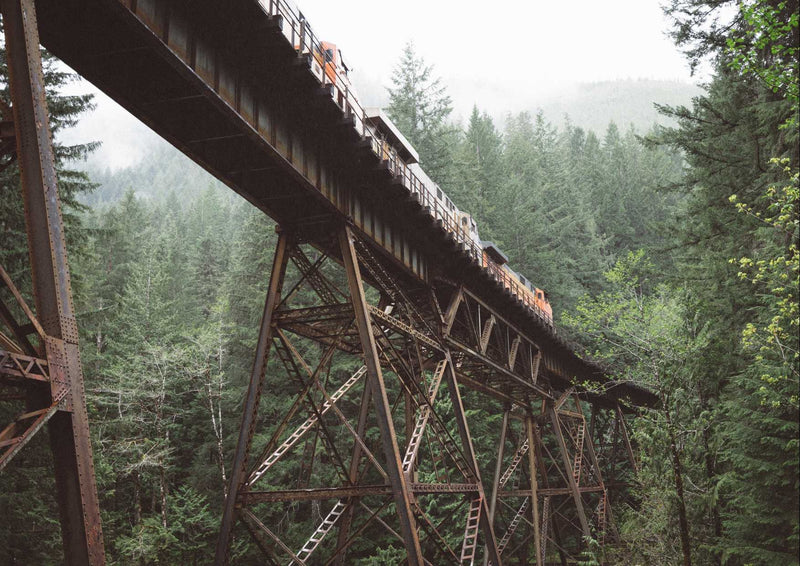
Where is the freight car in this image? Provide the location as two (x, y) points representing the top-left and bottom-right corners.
(278, 0), (555, 328)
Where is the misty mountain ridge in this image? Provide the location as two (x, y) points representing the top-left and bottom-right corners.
(531, 78), (702, 134)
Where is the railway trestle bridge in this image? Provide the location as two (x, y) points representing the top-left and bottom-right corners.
(0, 0), (656, 564)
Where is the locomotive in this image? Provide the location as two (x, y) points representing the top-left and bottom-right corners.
(288, 9), (554, 328)
(363, 105), (555, 328)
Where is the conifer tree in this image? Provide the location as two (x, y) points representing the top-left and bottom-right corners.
(450, 106), (503, 228)
(652, 0), (799, 562)
(386, 42), (458, 187)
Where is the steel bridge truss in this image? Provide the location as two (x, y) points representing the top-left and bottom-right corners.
(0, 0), (105, 563)
(0, 0), (641, 563)
(215, 227), (639, 565)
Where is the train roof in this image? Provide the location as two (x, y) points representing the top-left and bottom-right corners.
(481, 241), (509, 265)
(365, 107), (419, 164)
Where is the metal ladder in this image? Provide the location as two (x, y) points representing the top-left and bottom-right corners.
(289, 500), (348, 565)
(479, 315), (496, 354)
(497, 498), (528, 556)
(402, 360), (447, 474)
(573, 421), (586, 483)
(460, 497), (483, 565)
(596, 490), (607, 545)
(540, 495), (551, 562)
(499, 440), (529, 489)
(249, 367), (366, 485)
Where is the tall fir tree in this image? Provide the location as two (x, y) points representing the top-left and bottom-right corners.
(386, 42), (458, 187)
(652, 0), (799, 562)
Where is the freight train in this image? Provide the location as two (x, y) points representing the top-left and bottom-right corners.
(282, 2), (554, 328)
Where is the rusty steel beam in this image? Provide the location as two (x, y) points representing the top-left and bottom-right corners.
(0, 349), (50, 383)
(486, 406), (509, 563)
(0, 0), (648, 561)
(215, 230), (290, 565)
(548, 407), (591, 538)
(525, 416), (543, 564)
(339, 225), (424, 565)
(0, 0), (106, 563)
(442, 353), (502, 565)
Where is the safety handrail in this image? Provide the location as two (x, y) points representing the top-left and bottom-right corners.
(256, 0), (554, 330)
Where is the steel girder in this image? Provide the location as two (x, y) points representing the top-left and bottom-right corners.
(216, 229), (503, 565)
(215, 227), (640, 565)
(0, 0), (105, 562)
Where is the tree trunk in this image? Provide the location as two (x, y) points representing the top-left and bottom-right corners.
(665, 407), (692, 566)
(133, 471), (141, 526)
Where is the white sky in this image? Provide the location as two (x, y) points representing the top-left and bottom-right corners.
(59, 0), (698, 169)
(300, 0), (694, 91)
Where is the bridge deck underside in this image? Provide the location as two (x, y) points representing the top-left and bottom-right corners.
(0, 0), (660, 562)
(32, 0), (655, 408)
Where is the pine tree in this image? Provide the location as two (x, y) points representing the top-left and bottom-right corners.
(652, 0), (799, 562)
(386, 42), (458, 187)
(0, 44), (97, 281)
(450, 106), (503, 228)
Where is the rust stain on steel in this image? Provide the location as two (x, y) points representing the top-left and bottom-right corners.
(1, 0), (106, 562)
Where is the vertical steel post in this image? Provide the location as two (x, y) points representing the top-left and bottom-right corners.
(215, 230), (290, 565)
(483, 406), (509, 566)
(1, 0), (105, 563)
(548, 406), (591, 538)
(617, 404), (638, 473)
(333, 379), (373, 565)
(443, 353), (501, 565)
(574, 397), (607, 490)
(338, 226), (424, 565)
(529, 418), (569, 566)
(525, 415), (543, 564)
(488, 407), (509, 523)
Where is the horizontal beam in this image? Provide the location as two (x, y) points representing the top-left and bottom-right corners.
(0, 349), (49, 383)
(241, 482), (482, 504)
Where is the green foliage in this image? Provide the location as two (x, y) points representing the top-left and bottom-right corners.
(726, 1), (799, 116)
(450, 105), (503, 227)
(0, 43), (97, 281)
(4, 12), (795, 562)
(386, 42), (458, 186)
(729, 158), (799, 404)
(576, 536), (603, 566)
(353, 544), (406, 565)
(565, 252), (710, 564)
(647, 0), (800, 562)
(714, 158), (799, 564)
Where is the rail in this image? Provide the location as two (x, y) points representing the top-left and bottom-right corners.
(257, 0), (554, 330)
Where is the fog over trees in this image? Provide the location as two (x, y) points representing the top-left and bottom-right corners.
(1, 0), (797, 564)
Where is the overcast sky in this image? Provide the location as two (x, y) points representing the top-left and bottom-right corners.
(298, 0), (694, 93)
(59, 0), (699, 169)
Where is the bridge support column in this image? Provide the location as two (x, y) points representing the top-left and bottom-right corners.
(0, 0), (105, 563)
(549, 406), (592, 538)
(442, 352), (501, 565)
(338, 225), (424, 565)
(525, 415), (543, 563)
(215, 230), (290, 565)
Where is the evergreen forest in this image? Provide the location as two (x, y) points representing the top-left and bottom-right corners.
(0, 0), (797, 564)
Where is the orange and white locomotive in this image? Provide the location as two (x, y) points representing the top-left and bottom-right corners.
(307, 33), (555, 329)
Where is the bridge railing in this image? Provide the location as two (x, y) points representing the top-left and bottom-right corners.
(256, 0), (554, 330)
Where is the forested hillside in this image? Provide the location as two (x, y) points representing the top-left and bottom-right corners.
(1, 0), (797, 564)
(535, 78), (702, 134)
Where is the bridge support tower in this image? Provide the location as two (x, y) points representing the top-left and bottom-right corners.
(215, 222), (633, 565)
(0, 0), (105, 563)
